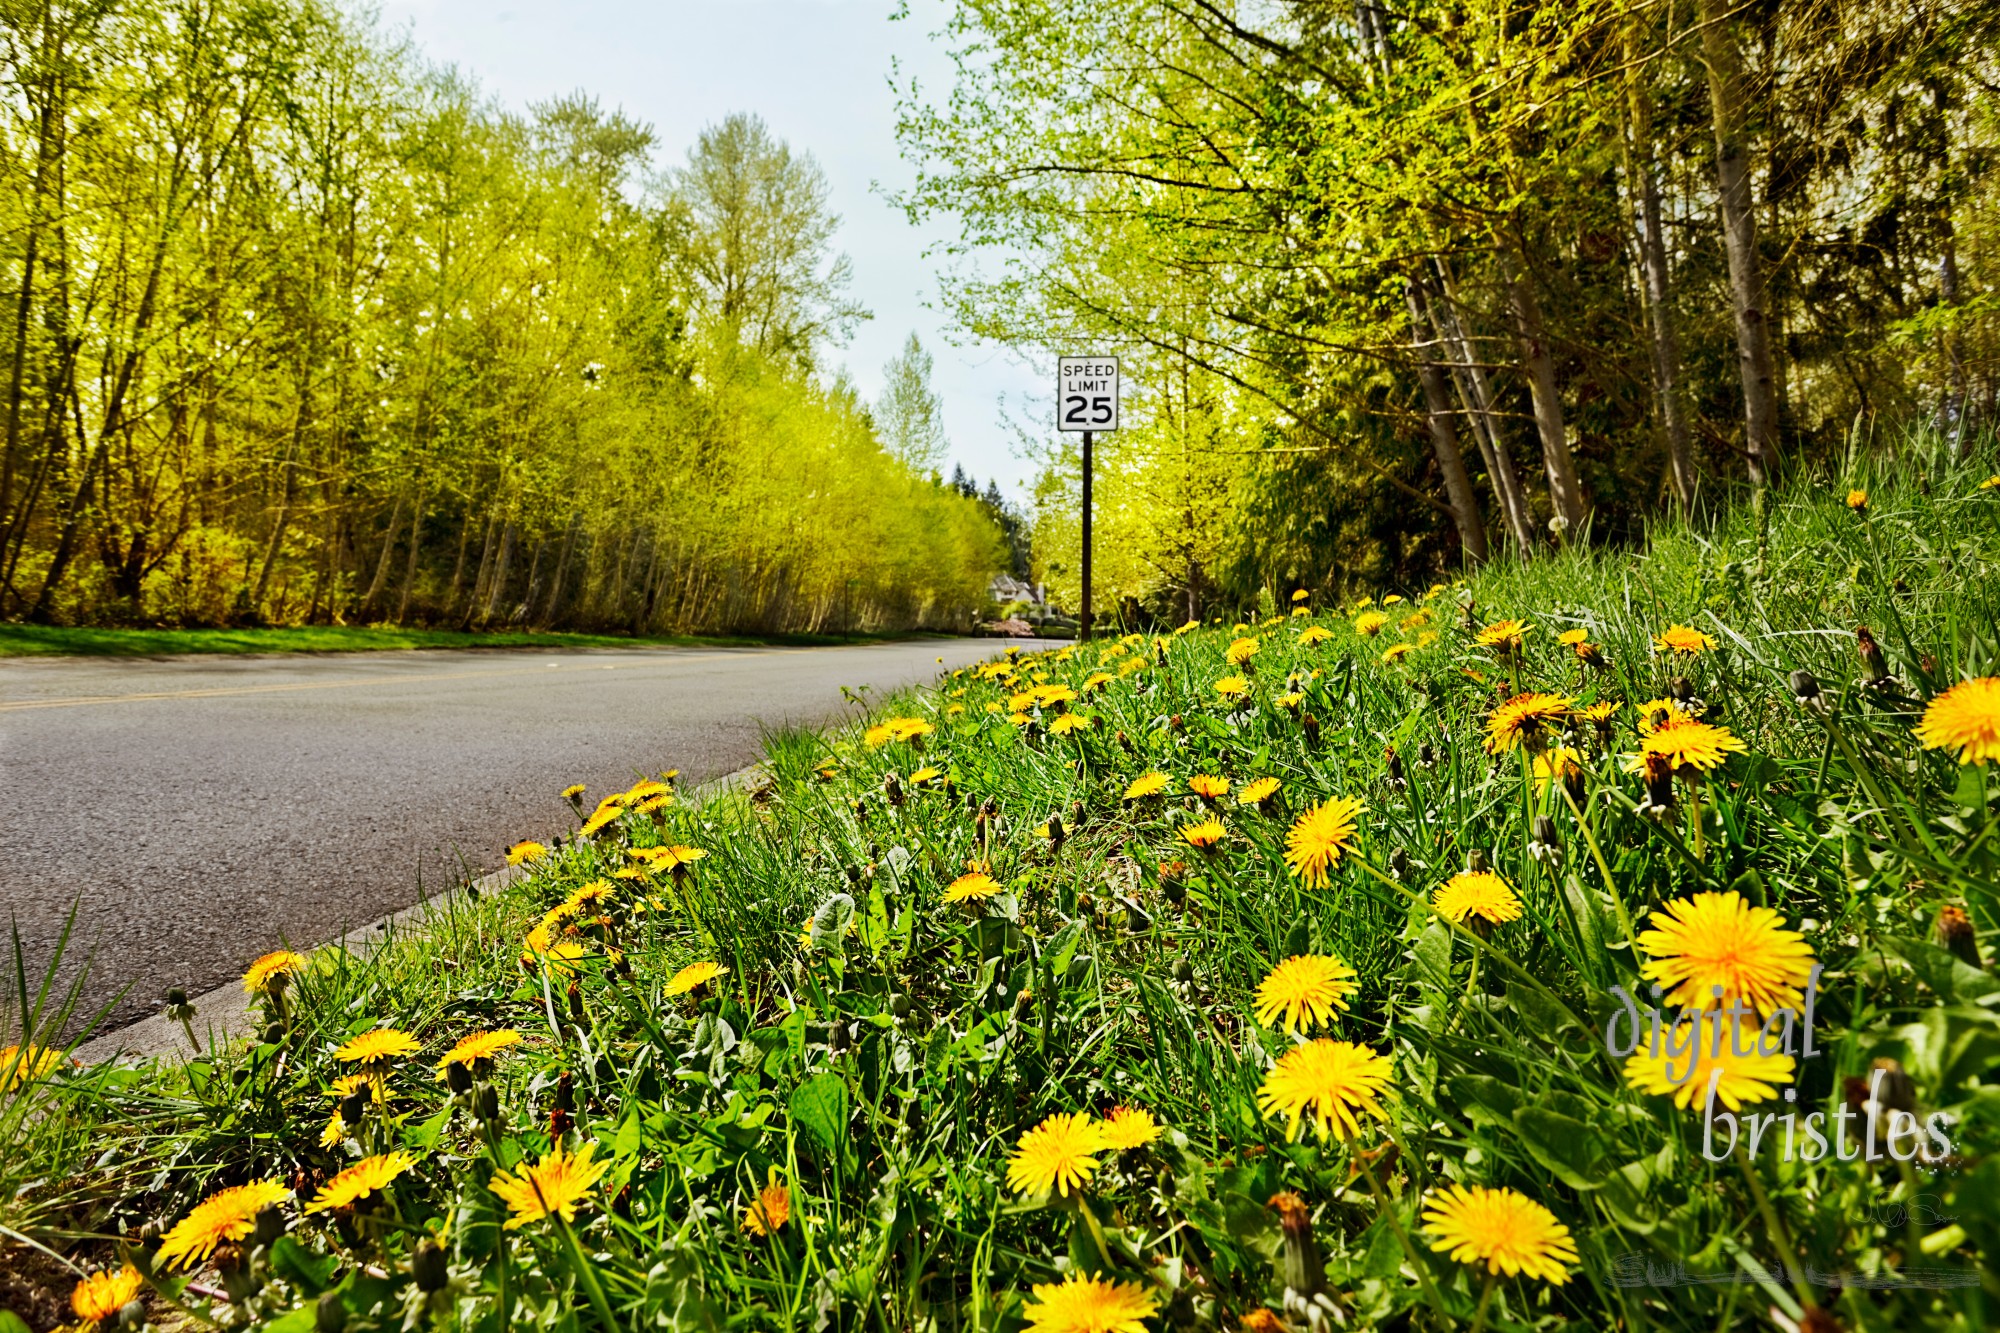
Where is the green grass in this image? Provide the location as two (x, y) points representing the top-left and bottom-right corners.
(0, 623), (947, 658)
(5, 447), (2000, 1332)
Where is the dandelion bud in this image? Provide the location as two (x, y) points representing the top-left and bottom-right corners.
(1172, 957), (1194, 983)
(1384, 746), (1404, 787)
(844, 864), (861, 884)
(1856, 625), (1889, 681)
(554, 1072), (575, 1112)
(165, 986), (188, 1007)
(412, 1238), (448, 1292)
(567, 983), (585, 1023)
(1939, 904), (1982, 968)
(473, 1084), (500, 1123)
(117, 1300), (146, 1330)
(1789, 668), (1821, 701)
(1046, 814), (1065, 851)
(1417, 742), (1437, 768)
(260, 1021), (286, 1045)
(1388, 847), (1409, 880)
(1116, 729), (1134, 754)
(1533, 815), (1560, 850)
(1168, 713), (1185, 733)
(339, 1088), (368, 1126)
(253, 1203), (287, 1248)
(316, 1292), (348, 1333)
(1268, 1192), (1324, 1299)
(1641, 751), (1676, 814)
(1302, 714), (1322, 747)
(1668, 676), (1696, 703)
(888, 993), (912, 1019)
(1070, 799), (1086, 830)
(1467, 848), (1489, 873)
(445, 1060), (473, 1095)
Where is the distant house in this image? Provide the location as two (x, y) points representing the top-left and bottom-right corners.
(989, 574), (1044, 609)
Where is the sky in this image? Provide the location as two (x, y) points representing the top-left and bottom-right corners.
(372, 0), (1044, 497)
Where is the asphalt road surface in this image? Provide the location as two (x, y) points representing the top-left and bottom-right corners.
(1, 639), (1002, 1035)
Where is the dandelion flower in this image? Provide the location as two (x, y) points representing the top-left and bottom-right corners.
(1653, 625), (1716, 655)
(1637, 890), (1816, 1014)
(1048, 713), (1094, 736)
(664, 961), (728, 996)
(864, 723), (893, 747)
(1021, 1275), (1158, 1333)
(1257, 1038), (1393, 1140)
(1354, 611), (1390, 637)
(71, 1266), (142, 1327)
(1238, 776), (1282, 807)
(1422, 1185), (1577, 1285)
(1847, 489), (1869, 511)
(1226, 636), (1261, 666)
(1188, 774), (1229, 799)
(319, 1111), (346, 1150)
(1179, 817), (1226, 851)
(741, 1175), (790, 1237)
(1432, 871), (1523, 926)
(1475, 619), (1532, 653)
(560, 784), (586, 801)
(1624, 1022), (1795, 1110)
(1382, 643), (1413, 664)
(438, 1029), (522, 1072)
(1483, 693), (1575, 755)
(1623, 715), (1747, 773)
(506, 840), (548, 866)
(908, 765), (944, 785)
(579, 804), (623, 838)
(306, 1151), (416, 1214)
(1124, 772), (1169, 800)
(0, 1043), (65, 1089)
(1298, 626), (1334, 646)
(1254, 954), (1359, 1032)
(1532, 746), (1585, 795)
(1634, 697), (1690, 733)
(887, 716), (935, 742)
(1400, 609), (1433, 631)
(157, 1180), (290, 1270)
(657, 844), (707, 870)
(1096, 1105), (1163, 1151)
(1292, 589), (1310, 603)
(336, 1028), (419, 1065)
(1214, 675), (1249, 699)
(1006, 1112), (1102, 1197)
(242, 950), (306, 995)
(1283, 797), (1363, 887)
(491, 1142), (609, 1229)
(944, 871), (1004, 902)
(1916, 677), (2000, 765)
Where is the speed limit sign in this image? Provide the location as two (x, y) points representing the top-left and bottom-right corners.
(1057, 356), (1119, 432)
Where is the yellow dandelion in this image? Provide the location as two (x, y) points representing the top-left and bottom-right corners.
(1188, 774), (1230, 799)
(1275, 690), (1305, 709)
(1238, 776), (1282, 806)
(1475, 619), (1532, 652)
(1179, 817), (1226, 850)
(1653, 624), (1717, 655)
(579, 804), (623, 837)
(490, 1142), (609, 1229)
(1847, 488), (1869, 511)
(1253, 954), (1359, 1032)
(506, 840), (548, 866)
(1283, 797), (1362, 887)
(944, 871), (1005, 902)
(1354, 611), (1390, 637)
(1982, 475), (2000, 490)
(306, 1151), (417, 1214)
(1175, 619), (1200, 635)
(1226, 636), (1261, 666)
(1049, 713), (1094, 735)
(1124, 772), (1169, 800)
(887, 716), (935, 742)
(70, 1265), (143, 1327)
(1557, 628), (1589, 646)
(1006, 1111), (1101, 1197)
(1298, 625), (1334, 646)
(1916, 677), (2000, 765)
(741, 1175), (790, 1237)
(657, 844), (707, 870)
(1532, 746), (1585, 794)
(560, 783), (586, 800)
(1623, 1020), (1795, 1110)
(1021, 1275), (1158, 1333)
(1637, 890), (1816, 1014)
(1096, 1105), (1163, 1151)
(241, 950), (306, 995)
(1422, 1185), (1577, 1285)
(1257, 1038), (1394, 1141)
(1432, 871), (1523, 926)
(1292, 589), (1310, 602)
(336, 1028), (419, 1064)
(1378, 642), (1411, 664)
(1400, 608), (1433, 631)
(664, 961), (728, 996)
(1622, 715), (1747, 773)
(437, 1029), (522, 1072)
(156, 1180), (290, 1269)
(1214, 675), (1249, 699)
(864, 722), (894, 747)
(908, 765), (944, 785)
(1483, 693), (1575, 754)
(319, 1110), (345, 1150)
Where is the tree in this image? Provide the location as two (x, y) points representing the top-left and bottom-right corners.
(877, 332), (949, 472)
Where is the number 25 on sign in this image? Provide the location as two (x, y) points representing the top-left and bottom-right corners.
(1057, 357), (1119, 432)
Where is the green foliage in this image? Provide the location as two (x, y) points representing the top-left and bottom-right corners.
(8, 464), (2000, 1328)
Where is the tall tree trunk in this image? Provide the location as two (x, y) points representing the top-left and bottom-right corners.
(1501, 244), (1588, 537)
(1405, 281), (1488, 565)
(1698, 0), (1780, 487)
(1940, 223), (1970, 458)
(447, 507), (473, 609)
(395, 485), (426, 624)
(359, 490), (405, 617)
(541, 514), (581, 626)
(1622, 23), (1698, 513)
(463, 509), (498, 625)
(1429, 262), (1535, 555)
(482, 521), (515, 622)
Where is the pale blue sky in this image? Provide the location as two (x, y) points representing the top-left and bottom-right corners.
(373, 0), (1041, 497)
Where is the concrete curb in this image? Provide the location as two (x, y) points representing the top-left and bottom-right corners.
(72, 762), (768, 1066)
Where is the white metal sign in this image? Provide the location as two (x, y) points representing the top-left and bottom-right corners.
(1057, 356), (1120, 432)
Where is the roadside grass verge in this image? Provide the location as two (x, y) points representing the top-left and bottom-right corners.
(0, 624), (952, 659)
(4, 451), (2000, 1331)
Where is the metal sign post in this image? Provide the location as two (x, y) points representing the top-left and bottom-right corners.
(1057, 356), (1118, 641)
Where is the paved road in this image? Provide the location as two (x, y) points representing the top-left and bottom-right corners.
(1, 639), (1001, 1036)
